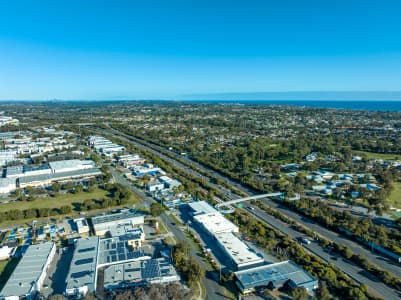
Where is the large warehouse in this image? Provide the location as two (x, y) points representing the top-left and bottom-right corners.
(188, 201), (263, 271)
(65, 230), (154, 298)
(188, 201), (239, 234)
(104, 258), (180, 292)
(234, 260), (318, 295)
(92, 209), (145, 236)
(65, 237), (100, 298)
(215, 232), (264, 270)
(0, 242), (56, 300)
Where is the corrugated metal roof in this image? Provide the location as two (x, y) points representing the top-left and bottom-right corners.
(235, 260), (317, 290)
(0, 242), (55, 297)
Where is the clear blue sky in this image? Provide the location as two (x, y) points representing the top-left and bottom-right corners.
(0, 0), (400, 100)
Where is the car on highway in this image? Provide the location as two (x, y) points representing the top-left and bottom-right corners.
(247, 206), (255, 211)
(297, 237), (311, 245)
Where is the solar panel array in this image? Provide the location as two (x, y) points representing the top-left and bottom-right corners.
(100, 236), (146, 265)
(103, 257), (180, 291)
(141, 259), (160, 279)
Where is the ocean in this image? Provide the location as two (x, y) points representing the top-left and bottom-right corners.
(185, 100), (401, 112)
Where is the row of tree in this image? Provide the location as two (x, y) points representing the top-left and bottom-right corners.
(284, 198), (401, 255)
(227, 209), (375, 300)
(253, 200), (401, 292)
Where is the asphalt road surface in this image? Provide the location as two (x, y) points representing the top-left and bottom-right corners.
(96, 127), (401, 299)
(110, 168), (232, 300)
(247, 204), (401, 300)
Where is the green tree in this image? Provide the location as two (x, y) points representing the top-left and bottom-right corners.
(316, 282), (331, 300)
(150, 203), (165, 217)
(60, 205), (72, 215)
(24, 208), (37, 219)
(290, 287), (308, 300)
(74, 185), (83, 193)
(52, 182), (60, 192)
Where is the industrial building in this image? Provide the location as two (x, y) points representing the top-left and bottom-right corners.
(0, 246), (15, 261)
(1, 160), (101, 192)
(5, 164), (51, 179)
(89, 136), (125, 157)
(158, 176), (181, 190)
(132, 164), (164, 177)
(49, 159), (95, 173)
(214, 232), (264, 270)
(188, 201), (239, 234)
(0, 150), (17, 167)
(65, 227), (152, 297)
(103, 258), (180, 292)
(188, 201), (264, 270)
(92, 209), (145, 236)
(108, 225), (146, 249)
(193, 212), (239, 234)
(97, 235), (151, 268)
(74, 218), (90, 234)
(117, 154), (145, 168)
(234, 260), (318, 295)
(0, 115), (19, 127)
(146, 179), (165, 192)
(0, 242), (56, 300)
(188, 200), (220, 216)
(65, 237), (99, 298)
(0, 178), (16, 194)
(17, 167), (102, 188)
(187, 200), (315, 291)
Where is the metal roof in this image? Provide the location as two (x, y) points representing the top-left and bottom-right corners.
(65, 237), (99, 293)
(235, 260), (317, 291)
(0, 242), (55, 298)
(49, 159), (94, 172)
(97, 235), (150, 267)
(104, 258), (179, 290)
(215, 232), (264, 268)
(188, 201), (218, 215)
(18, 168), (101, 184)
(92, 210), (144, 226)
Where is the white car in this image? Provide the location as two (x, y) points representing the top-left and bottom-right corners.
(299, 237), (311, 245)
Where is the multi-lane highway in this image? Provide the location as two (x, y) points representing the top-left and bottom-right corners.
(95, 126), (401, 299)
(102, 126), (401, 273)
(246, 204), (401, 300)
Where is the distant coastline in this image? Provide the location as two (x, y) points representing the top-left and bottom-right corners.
(180, 100), (401, 111)
(0, 99), (401, 112)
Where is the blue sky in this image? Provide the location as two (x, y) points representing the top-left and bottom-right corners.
(0, 0), (400, 100)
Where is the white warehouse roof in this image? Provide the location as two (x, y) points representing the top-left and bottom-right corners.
(49, 159), (94, 172)
(215, 232), (264, 269)
(194, 212), (239, 234)
(188, 201), (218, 216)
